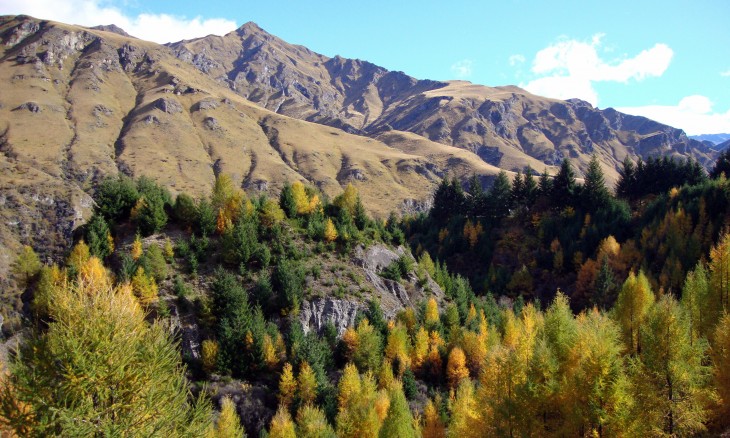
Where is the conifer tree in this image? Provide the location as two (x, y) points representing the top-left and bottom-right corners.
(712, 313), (730, 427)
(632, 295), (712, 436)
(581, 154), (610, 211)
(613, 271), (655, 355)
(446, 347), (470, 389)
(488, 170), (512, 220)
(448, 380), (483, 438)
(269, 405), (297, 438)
(0, 272), (211, 435)
(324, 218), (338, 242)
(297, 361), (318, 406)
(551, 158), (577, 208)
(296, 404), (336, 438)
(212, 396), (245, 438)
(12, 245), (41, 288)
(422, 397), (446, 438)
(379, 383), (416, 438)
(279, 363), (297, 409)
(86, 215), (114, 259)
(279, 182), (298, 218)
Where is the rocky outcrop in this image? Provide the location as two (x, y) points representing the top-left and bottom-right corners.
(299, 244), (445, 336)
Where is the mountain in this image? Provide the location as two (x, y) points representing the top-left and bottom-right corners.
(169, 22), (717, 183)
(690, 133), (730, 146)
(0, 14), (718, 280)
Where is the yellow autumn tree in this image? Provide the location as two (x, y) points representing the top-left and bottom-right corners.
(201, 340), (219, 375)
(278, 363), (297, 409)
(78, 256), (111, 289)
(411, 327), (429, 373)
(262, 334), (279, 370)
(324, 218), (338, 242)
(448, 379), (483, 438)
(130, 235), (143, 261)
(269, 405), (296, 438)
(334, 183), (359, 216)
(211, 396), (245, 438)
(425, 298), (440, 328)
(447, 347), (470, 389)
(422, 396), (446, 438)
(712, 313), (730, 427)
(290, 181), (310, 215)
(297, 361), (318, 406)
(67, 239), (91, 271)
(613, 270), (655, 355)
(131, 267), (158, 307)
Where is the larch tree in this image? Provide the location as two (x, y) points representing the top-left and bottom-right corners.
(631, 295), (713, 437)
(613, 271), (655, 355)
(296, 404), (336, 438)
(446, 347), (470, 389)
(379, 383), (416, 438)
(297, 361), (318, 406)
(278, 362), (297, 409)
(448, 379), (483, 438)
(12, 245), (41, 288)
(709, 231), (730, 324)
(0, 271), (211, 435)
(210, 396), (245, 438)
(269, 405), (297, 438)
(712, 313), (730, 428)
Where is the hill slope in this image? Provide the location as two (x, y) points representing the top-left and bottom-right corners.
(0, 15), (499, 278)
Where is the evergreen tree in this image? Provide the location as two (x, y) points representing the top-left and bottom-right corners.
(710, 149), (730, 179)
(431, 177), (466, 224)
(593, 255), (616, 309)
(173, 193), (198, 227)
(538, 168), (552, 197)
(581, 154), (610, 212)
(615, 156), (636, 201)
(94, 175), (139, 221)
(511, 170), (525, 207)
(488, 170), (512, 221)
(551, 158), (577, 208)
(523, 166), (538, 207)
(86, 215), (114, 259)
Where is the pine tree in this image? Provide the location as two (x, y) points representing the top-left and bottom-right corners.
(616, 156), (636, 201)
(279, 182), (298, 218)
(523, 166), (538, 207)
(582, 154), (610, 212)
(86, 215), (114, 259)
(488, 170), (512, 220)
(552, 158), (577, 208)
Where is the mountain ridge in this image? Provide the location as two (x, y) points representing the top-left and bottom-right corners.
(0, 14), (719, 281)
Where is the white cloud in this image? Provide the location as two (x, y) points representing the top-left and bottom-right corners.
(721, 70), (730, 77)
(0, 0), (237, 43)
(450, 59), (473, 79)
(508, 54), (525, 66)
(616, 95), (730, 135)
(522, 34), (673, 106)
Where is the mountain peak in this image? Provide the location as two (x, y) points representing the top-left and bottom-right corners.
(90, 24), (131, 37)
(236, 21), (266, 35)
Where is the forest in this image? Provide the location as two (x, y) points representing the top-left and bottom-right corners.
(2, 151), (730, 437)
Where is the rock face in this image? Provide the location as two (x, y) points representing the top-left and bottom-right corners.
(299, 244), (445, 335)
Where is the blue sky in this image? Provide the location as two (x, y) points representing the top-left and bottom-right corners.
(2, 0), (729, 134)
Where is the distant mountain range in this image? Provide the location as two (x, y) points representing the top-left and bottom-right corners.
(690, 133), (730, 148)
(0, 15), (720, 277)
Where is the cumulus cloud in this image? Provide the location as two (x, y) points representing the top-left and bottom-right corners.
(616, 95), (730, 135)
(522, 34), (673, 106)
(0, 0), (237, 43)
(450, 59), (473, 79)
(721, 70), (730, 77)
(508, 54), (525, 66)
